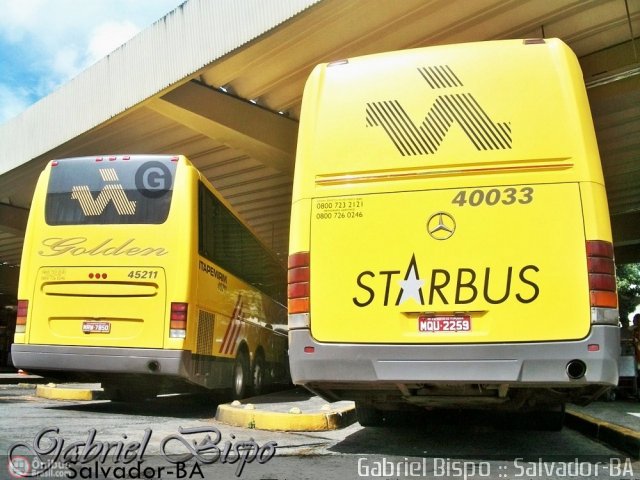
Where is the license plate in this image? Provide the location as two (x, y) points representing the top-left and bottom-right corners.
(82, 321), (111, 334)
(418, 316), (471, 333)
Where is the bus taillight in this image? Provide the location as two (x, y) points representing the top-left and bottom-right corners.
(587, 241), (618, 324)
(16, 300), (28, 333)
(288, 252), (310, 328)
(170, 302), (188, 338)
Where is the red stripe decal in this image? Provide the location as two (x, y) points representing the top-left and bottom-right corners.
(220, 296), (243, 354)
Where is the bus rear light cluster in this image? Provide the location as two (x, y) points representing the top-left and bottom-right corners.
(586, 241), (617, 309)
(170, 302), (188, 338)
(88, 273), (108, 279)
(587, 240), (619, 326)
(288, 252), (310, 328)
(16, 300), (28, 334)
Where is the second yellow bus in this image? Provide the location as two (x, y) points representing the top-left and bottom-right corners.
(12, 154), (289, 400)
(288, 39), (619, 428)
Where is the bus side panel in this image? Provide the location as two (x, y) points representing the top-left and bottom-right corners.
(193, 257), (288, 388)
(196, 259), (256, 361)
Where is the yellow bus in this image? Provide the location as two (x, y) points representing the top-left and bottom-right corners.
(12, 154), (288, 400)
(288, 39), (619, 428)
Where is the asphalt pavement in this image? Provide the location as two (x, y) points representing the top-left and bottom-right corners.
(1, 370), (639, 457)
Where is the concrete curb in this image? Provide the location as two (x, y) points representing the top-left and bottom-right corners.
(566, 408), (640, 458)
(35, 384), (103, 401)
(216, 400), (356, 431)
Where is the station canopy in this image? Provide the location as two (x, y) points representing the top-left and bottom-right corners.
(0, 0), (639, 297)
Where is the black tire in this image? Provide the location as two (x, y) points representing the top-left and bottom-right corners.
(232, 349), (250, 400)
(356, 402), (384, 427)
(252, 351), (266, 396)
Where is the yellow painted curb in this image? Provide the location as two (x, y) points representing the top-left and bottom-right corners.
(566, 408), (640, 458)
(567, 409), (640, 439)
(215, 402), (356, 431)
(35, 384), (99, 401)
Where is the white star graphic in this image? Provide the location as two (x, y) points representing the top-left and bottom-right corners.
(398, 262), (424, 305)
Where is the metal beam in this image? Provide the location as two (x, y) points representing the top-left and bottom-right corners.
(147, 81), (298, 174)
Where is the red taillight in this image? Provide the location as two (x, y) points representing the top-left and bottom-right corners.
(288, 251), (310, 269)
(170, 302), (188, 338)
(287, 266), (309, 284)
(288, 282), (309, 298)
(288, 252), (310, 315)
(587, 257), (615, 275)
(16, 300), (28, 333)
(171, 302), (187, 321)
(588, 273), (616, 291)
(586, 240), (614, 258)
(587, 240), (617, 309)
(17, 300), (28, 322)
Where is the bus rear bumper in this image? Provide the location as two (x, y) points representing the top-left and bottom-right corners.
(11, 344), (191, 377)
(289, 325), (620, 387)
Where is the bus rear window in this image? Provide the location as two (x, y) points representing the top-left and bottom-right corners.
(45, 157), (176, 225)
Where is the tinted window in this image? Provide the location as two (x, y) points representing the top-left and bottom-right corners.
(45, 157), (176, 225)
(198, 183), (285, 303)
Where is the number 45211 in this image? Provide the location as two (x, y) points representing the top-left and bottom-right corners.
(127, 270), (158, 279)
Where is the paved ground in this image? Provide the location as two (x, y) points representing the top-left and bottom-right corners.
(2, 371), (639, 457)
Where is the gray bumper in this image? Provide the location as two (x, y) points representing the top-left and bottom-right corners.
(289, 325), (620, 386)
(11, 344), (191, 377)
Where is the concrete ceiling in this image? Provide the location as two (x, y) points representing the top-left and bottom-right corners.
(0, 0), (639, 298)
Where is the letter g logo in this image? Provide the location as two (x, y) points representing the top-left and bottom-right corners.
(135, 161), (172, 198)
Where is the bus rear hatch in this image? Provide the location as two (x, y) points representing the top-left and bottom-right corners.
(27, 266), (167, 348)
(309, 183), (592, 344)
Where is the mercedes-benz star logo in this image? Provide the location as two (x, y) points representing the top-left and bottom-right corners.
(427, 212), (456, 240)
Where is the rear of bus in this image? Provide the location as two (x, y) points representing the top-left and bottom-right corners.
(288, 39), (619, 422)
(12, 155), (195, 395)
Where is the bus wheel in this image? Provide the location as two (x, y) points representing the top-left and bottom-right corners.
(232, 349), (250, 400)
(355, 401), (384, 427)
(252, 351), (265, 396)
